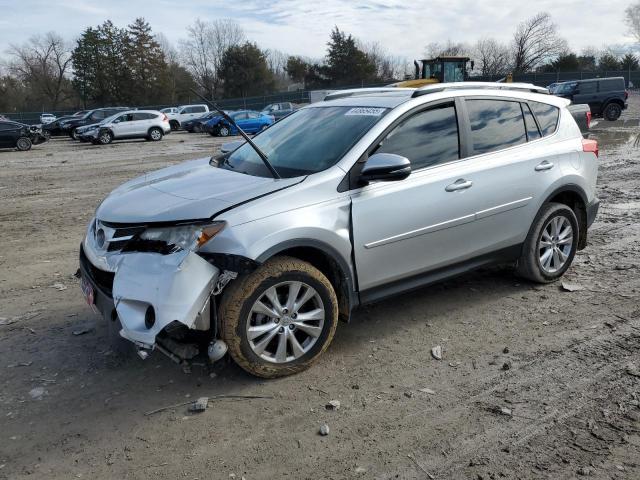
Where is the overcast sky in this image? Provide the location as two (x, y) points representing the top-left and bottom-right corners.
(0, 0), (635, 60)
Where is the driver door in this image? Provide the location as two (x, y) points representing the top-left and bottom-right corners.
(351, 100), (480, 295)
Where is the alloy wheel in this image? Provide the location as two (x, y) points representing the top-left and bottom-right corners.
(246, 281), (325, 363)
(538, 215), (573, 274)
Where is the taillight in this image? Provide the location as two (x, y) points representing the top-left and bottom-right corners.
(162, 114), (169, 122)
(625, 90), (629, 100)
(582, 138), (598, 158)
(585, 111), (591, 130)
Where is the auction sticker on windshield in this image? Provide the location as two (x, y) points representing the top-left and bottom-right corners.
(345, 107), (386, 116)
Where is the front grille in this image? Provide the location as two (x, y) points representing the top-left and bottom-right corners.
(96, 222), (145, 253)
(80, 246), (115, 296)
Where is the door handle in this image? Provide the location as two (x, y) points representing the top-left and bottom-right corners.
(535, 161), (554, 171)
(445, 179), (473, 192)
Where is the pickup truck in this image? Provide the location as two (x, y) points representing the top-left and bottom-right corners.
(260, 102), (296, 120)
(553, 77), (627, 121)
(166, 104), (209, 130)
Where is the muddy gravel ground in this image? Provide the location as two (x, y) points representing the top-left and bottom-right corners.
(1, 99), (639, 480)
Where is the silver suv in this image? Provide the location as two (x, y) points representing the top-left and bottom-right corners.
(79, 83), (600, 378)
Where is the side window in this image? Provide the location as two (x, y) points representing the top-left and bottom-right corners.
(375, 102), (459, 170)
(193, 106), (206, 113)
(248, 112), (259, 119)
(599, 79), (624, 92)
(578, 81), (597, 94)
(234, 112), (248, 121)
(182, 107), (193, 114)
(466, 99), (527, 154)
(529, 101), (559, 137)
(91, 111), (106, 121)
(522, 103), (541, 141)
(132, 112), (153, 121)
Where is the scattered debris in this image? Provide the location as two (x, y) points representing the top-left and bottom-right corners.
(29, 387), (46, 400)
(319, 423), (330, 436)
(404, 391), (413, 398)
(188, 397), (209, 413)
(502, 361), (512, 371)
(407, 453), (435, 479)
(503, 347), (510, 354)
(431, 345), (443, 360)
(418, 388), (436, 395)
(354, 466), (367, 474)
(487, 405), (512, 417)
(625, 364), (640, 378)
(72, 327), (93, 336)
(577, 466), (593, 476)
(561, 281), (584, 292)
(325, 400), (341, 411)
(7, 361), (32, 368)
(51, 283), (67, 291)
(209, 372), (217, 379)
(144, 394), (273, 416)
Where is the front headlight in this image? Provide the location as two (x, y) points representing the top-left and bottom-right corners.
(138, 222), (225, 253)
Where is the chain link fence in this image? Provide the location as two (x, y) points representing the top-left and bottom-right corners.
(3, 71), (638, 125)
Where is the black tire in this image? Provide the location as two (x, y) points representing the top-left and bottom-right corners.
(98, 130), (113, 145)
(16, 136), (32, 151)
(516, 202), (579, 283)
(169, 120), (180, 131)
(148, 127), (163, 141)
(603, 102), (622, 121)
(220, 256), (339, 378)
(193, 123), (202, 133)
(41, 130), (51, 141)
(70, 128), (80, 140)
(218, 124), (230, 137)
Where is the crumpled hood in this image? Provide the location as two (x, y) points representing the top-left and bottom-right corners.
(96, 157), (303, 224)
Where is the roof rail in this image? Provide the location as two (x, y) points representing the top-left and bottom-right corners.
(411, 82), (549, 98)
(324, 87), (414, 101)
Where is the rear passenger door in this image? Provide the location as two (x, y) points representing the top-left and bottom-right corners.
(131, 112), (153, 135)
(573, 81), (600, 114)
(459, 97), (562, 253)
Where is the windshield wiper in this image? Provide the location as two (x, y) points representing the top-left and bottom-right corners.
(189, 89), (280, 179)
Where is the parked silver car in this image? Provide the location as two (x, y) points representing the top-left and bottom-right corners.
(80, 110), (170, 144)
(79, 83), (599, 377)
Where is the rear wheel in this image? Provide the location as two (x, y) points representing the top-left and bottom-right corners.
(218, 125), (230, 137)
(516, 203), (578, 283)
(193, 123), (203, 133)
(603, 102), (622, 121)
(70, 128), (80, 140)
(148, 127), (163, 141)
(16, 137), (32, 151)
(220, 256), (339, 378)
(169, 120), (179, 131)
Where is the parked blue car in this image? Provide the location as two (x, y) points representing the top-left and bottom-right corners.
(205, 110), (275, 137)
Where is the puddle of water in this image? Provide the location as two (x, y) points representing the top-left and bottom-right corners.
(590, 130), (640, 149)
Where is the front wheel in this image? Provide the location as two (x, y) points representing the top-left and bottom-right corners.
(16, 137), (32, 151)
(603, 102), (622, 121)
(193, 123), (203, 133)
(98, 130), (113, 145)
(516, 203), (578, 283)
(220, 256), (339, 378)
(218, 125), (230, 137)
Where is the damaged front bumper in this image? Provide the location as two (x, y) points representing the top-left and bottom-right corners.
(79, 243), (220, 351)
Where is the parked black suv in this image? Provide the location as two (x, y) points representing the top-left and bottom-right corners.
(552, 77), (628, 121)
(60, 107), (130, 139)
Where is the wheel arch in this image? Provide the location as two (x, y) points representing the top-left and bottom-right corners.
(542, 184), (588, 250)
(256, 240), (357, 322)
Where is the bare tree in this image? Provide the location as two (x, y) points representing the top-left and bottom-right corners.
(179, 18), (244, 98)
(511, 12), (567, 72)
(473, 38), (510, 76)
(7, 32), (73, 109)
(424, 40), (470, 59)
(625, 1), (640, 43)
(359, 41), (408, 80)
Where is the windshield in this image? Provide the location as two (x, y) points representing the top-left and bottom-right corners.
(219, 106), (388, 178)
(554, 82), (577, 95)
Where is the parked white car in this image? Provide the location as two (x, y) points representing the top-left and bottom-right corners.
(40, 113), (56, 124)
(160, 107), (179, 115)
(79, 110), (171, 145)
(166, 104), (209, 130)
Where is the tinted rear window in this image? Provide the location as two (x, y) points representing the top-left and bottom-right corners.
(375, 103), (459, 169)
(467, 99), (527, 154)
(529, 101), (559, 136)
(578, 81), (597, 94)
(599, 78), (625, 92)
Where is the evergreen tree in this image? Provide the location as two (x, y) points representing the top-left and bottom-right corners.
(620, 53), (639, 71)
(126, 18), (168, 105)
(218, 42), (275, 98)
(598, 52), (621, 71)
(321, 27), (376, 86)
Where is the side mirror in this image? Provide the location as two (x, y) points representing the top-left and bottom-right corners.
(220, 140), (245, 154)
(360, 153), (411, 183)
